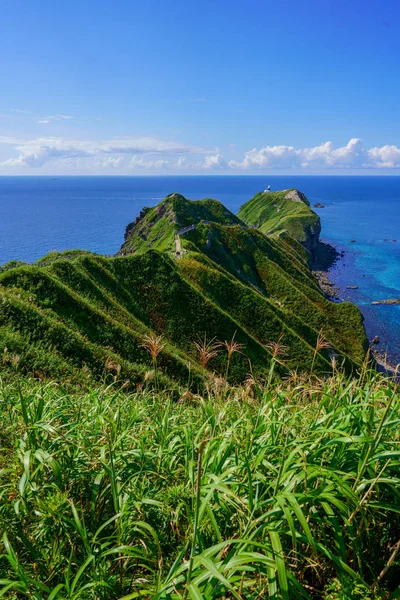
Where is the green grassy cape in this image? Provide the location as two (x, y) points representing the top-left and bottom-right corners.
(0, 190), (367, 388)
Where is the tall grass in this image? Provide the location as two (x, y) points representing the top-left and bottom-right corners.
(0, 370), (399, 599)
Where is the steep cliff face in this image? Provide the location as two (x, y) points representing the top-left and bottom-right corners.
(301, 216), (321, 260)
(238, 189), (322, 261)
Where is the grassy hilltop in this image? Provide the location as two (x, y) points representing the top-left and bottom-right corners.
(238, 189), (321, 259)
(119, 192), (242, 255)
(0, 191), (367, 388)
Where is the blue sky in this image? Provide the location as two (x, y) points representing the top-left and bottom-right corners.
(1, 0), (400, 174)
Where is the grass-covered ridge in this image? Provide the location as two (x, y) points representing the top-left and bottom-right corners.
(0, 247), (364, 387)
(0, 191), (368, 387)
(0, 371), (399, 599)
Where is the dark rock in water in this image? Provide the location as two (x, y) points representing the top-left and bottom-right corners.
(371, 298), (400, 305)
(346, 285), (359, 289)
(312, 270), (340, 299)
(350, 239), (356, 243)
(313, 202), (325, 208)
(372, 336), (380, 344)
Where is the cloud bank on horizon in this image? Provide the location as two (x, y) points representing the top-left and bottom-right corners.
(1, 136), (400, 173)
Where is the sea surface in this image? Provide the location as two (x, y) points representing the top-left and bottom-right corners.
(1, 175), (400, 364)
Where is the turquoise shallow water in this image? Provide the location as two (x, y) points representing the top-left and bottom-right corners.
(301, 177), (400, 363)
(0, 175), (399, 363)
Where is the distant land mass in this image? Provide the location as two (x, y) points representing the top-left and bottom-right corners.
(0, 189), (368, 389)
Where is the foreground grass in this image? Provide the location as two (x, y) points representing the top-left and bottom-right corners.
(0, 371), (399, 599)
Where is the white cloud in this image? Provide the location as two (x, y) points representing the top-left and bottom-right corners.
(2, 135), (400, 172)
(11, 108), (30, 114)
(367, 145), (400, 168)
(229, 145), (300, 169)
(304, 138), (367, 167)
(203, 153), (226, 169)
(173, 139), (400, 172)
(176, 153), (226, 171)
(38, 115), (73, 124)
(229, 138), (391, 170)
(130, 156), (170, 169)
(0, 135), (213, 168)
(95, 156), (124, 169)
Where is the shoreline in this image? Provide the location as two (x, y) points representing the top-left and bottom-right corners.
(313, 239), (399, 376)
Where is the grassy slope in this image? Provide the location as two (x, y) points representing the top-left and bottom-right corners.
(182, 223), (367, 366)
(238, 188), (321, 247)
(0, 252), (280, 386)
(0, 240), (367, 388)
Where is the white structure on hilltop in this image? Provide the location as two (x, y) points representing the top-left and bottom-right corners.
(264, 185), (271, 192)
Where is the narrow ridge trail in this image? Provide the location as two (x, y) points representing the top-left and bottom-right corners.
(174, 234), (182, 258)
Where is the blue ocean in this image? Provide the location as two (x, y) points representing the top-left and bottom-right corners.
(1, 176), (399, 364)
